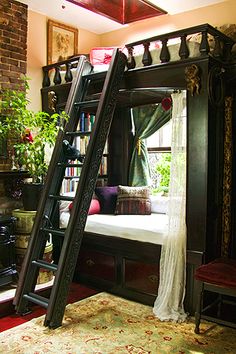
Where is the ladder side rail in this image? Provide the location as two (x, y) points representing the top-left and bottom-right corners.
(64, 57), (92, 118)
(44, 49), (127, 328)
(13, 56), (90, 311)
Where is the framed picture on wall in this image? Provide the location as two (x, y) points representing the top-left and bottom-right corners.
(47, 20), (78, 65)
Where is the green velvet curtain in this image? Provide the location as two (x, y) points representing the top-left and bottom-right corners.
(129, 103), (172, 186)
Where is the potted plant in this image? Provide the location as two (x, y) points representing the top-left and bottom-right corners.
(0, 77), (67, 210)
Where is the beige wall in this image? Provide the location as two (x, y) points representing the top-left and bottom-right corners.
(27, 0), (235, 111)
(26, 10), (101, 111)
(27, 11), (46, 111)
(100, 0), (234, 46)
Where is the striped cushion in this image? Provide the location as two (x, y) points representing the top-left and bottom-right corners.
(115, 185), (151, 215)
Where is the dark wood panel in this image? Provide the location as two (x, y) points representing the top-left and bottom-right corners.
(65, 0), (166, 25)
(74, 232), (201, 314)
(121, 59), (200, 91)
(124, 259), (159, 295)
(41, 83), (71, 113)
(108, 107), (133, 186)
(76, 249), (116, 282)
(40, 38), (235, 317)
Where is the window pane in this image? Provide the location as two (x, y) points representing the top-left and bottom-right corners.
(146, 120), (171, 148)
(148, 152), (171, 194)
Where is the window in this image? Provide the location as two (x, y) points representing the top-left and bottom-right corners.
(146, 120), (171, 195)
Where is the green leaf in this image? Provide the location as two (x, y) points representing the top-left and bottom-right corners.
(0, 76), (69, 182)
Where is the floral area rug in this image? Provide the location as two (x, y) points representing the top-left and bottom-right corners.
(0, 292), (236, 354)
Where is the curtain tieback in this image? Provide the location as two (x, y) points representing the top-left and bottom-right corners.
(136, 138), (141, 155)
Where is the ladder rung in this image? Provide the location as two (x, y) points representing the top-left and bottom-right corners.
(83, 70), (106, 80)
(42, 227), (65, 237)
(48, 195), (74, 201)
(23, 292), (49, 308)
(97, 175), (108, 179)
(74, 99), (99, 107)
(64, 176), (80, 180)
(65, 131), (91, 137)
(58, 163), (83, 168)
(32, 260), (58, 272)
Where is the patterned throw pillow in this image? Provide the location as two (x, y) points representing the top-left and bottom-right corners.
(115, 185), (151, 215)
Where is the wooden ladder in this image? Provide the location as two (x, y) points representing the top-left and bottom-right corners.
(13, 49), (127, 329)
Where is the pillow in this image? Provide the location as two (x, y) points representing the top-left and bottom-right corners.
(115, 185), (151, 215)
(95, 186), (118, 214)
(69, 198), (101, 215)
(60, 191), (75, 212)
(150, 195), (169, 214)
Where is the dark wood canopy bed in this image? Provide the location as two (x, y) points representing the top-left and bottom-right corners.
(41, 23), (236, 315)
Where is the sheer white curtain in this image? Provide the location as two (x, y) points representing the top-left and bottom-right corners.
(153, 91), (187, 322)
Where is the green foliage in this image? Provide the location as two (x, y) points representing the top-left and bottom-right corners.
(0, 78), (68, 183)
(155, 153), (171, 194)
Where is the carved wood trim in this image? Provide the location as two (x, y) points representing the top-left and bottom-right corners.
(185, 64), (201, 96)
(221, 96), (233, 257)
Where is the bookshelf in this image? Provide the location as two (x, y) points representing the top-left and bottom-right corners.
(61, 110), (109, 195)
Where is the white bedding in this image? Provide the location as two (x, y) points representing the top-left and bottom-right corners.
(48, 41), (200, 86)
(48, 64), (109, 86)
(60, 212), (169, 245)
(132, 41), (200, 67)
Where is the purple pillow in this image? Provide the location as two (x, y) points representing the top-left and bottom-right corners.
(95, 186), (118, 214)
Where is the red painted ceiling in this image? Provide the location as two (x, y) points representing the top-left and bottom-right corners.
(65, 0), (167, 24)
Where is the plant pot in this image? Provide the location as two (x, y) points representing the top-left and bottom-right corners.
(22, 183), (44, 211)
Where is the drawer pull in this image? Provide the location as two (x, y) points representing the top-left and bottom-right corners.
(148, 274), (158, 283)
(86, 259), (95, 267)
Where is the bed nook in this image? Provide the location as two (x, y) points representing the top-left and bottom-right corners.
(41, 23), (236, 316)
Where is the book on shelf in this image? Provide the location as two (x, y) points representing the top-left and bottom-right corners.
(61, 177), (80, 194)
(79, 112), (85, 132)
(99, 156), (107, 176)
(79, 136), (90, 155)
(90, 114), (95, 129)
(61, 110), (108, 194)
(78, 112), (96, 132)
(84, 113), (90, 131)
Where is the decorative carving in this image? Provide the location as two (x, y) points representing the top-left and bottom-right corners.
(86, 259), (95, 267)
(221, 96), (233, 258)
(208, 66), (225, 107)
(185, 64), (200, 96)
(48, 91), (58, 112)
(148, 274), (158, 283)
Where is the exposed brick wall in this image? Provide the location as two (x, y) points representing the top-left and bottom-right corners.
(0, 0), (28, 171)
(0, 0), (28, 91)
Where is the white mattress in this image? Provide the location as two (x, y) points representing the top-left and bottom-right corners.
(48, 41), (200, 86)
(132, 41), (200, 67)
(60, 212), (169, 245)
